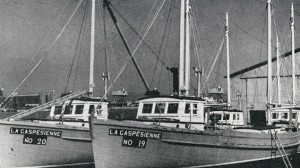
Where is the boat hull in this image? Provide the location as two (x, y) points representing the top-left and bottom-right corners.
(90, 119), (300, 168)
(0, 120), (93, 167)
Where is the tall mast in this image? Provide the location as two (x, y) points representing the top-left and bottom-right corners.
(179, 0), (185, 96)
(102, 3), (109, 100)
(226, 12), (231, 108)
(89, 0), (95, 96)
(179, 0), (191, 96)
(267, 0), (272, 125)
(184, 0), (190, 96)
(291, 3), (296, 104)
(276, 36), (281, 104)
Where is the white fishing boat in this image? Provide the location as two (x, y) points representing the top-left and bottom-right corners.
(0, 0), (108, 166)
(90, 0), (300, 167)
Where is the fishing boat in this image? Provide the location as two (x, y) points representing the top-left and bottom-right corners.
(0, 0), (108, 166)
(90, 0), (300, 167)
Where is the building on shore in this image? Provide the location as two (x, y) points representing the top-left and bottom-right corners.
(227, 49), (300, 125)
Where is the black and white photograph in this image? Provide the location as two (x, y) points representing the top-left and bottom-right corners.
(1, 0), (300, 167)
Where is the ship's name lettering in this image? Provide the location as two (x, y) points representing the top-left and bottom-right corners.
(10, 127), (62, 137)
(109, 128), (162, 140)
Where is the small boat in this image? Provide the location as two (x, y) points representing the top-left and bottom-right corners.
(90, 0), (300, 167)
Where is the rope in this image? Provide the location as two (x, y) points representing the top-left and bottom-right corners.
(64, 0), (88, 93)
(110, 3), (169, 68)
(150, 0), (173, 88)
(29, 0), (70, 62)
(229, 19), (266, 45)
(157, 0), (174, 90)
(1, 0), (83, 108)
(200, 38), (225, 93)
(99, 0), (166, 103)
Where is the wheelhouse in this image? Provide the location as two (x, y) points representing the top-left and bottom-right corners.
(49, 98), (108, 121)
(204, 109), (244, 128)
(270, 109), (300, 126)
(136, 97), (205, 130)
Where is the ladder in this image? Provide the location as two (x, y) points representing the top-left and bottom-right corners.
(4, 90), (87, 121)
(271, 131), (293, 168)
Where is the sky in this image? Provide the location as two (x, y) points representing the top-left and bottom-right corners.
(0, 0), (299, 98)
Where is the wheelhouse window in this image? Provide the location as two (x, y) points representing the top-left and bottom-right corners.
(155, 103), (166, 114)
(142, 104), (153, 114)
(75, 105), (84, 114)
(223, 114), (230, 120)
(167, 103), (178, 114)
(89, 105), (96, 114)
(192, 104), (198, 114)
(237, 114), (240, 120)
(292, 113), (297, 119)
(233, 114), (236, 120)
(281, 113), (288, 119)
(272, 113), (279, 119)
(185, 103), (191, 114)
(64, 105), (73, 114)
(54, 106), (62, 115)
(210, 114), (221, 121)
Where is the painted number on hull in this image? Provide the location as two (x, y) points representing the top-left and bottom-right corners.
(23, 134), (47, 145)
(122, 136), (147, 148)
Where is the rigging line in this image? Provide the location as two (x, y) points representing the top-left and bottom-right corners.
(252, 10), (266, 104)
(150, 0), (173, 88)
(1, 0), (84, 108)
(110, 3), (170, 68)
(229, 19), (266, 45)
(214, 43), (224, 87)
(97, 0), (109, 73)
(191, 0), (207, 68)
(158, 0), (174, 90)
(200, 38), (225, 93)
(64, 0), (89, 93)
(190, 11), (201, 69)
(100, 0), (167, 101)
(73, 5), (89, 91)
(29, 0), (70, 62)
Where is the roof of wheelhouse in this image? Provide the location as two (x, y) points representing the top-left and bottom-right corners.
(138, 96), (206, 101)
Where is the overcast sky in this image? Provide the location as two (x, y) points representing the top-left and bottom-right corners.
(1, 0), (299, 98)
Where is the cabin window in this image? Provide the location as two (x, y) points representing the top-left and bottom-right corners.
(89, 105), (96, 114)
(155, 103), (166, 114)
(142, 104), (153, 114)
(54, 106), (62, 115)
(167, 103), (178, 113)
(292, 113), (297, 119)
(223, 114), (230, 120)
(210, 114), (221, 121)
(185, 103), (191, 114)
(281, 113), (288, 119)
(75, 105), (84, 114)
(193, 104), (198, 114)
(272, 113), (278, 119)
(64, 105), (73, 114)
(237, 114), (240, 120)
(233, 114), (236, 120)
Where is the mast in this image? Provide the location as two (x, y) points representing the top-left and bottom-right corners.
(179, 0), (185, 96)
(179, 0), (191, 96)
(89, 0), (95, 96)
(102, 3), (109, 100)
(185, 0), (190, 96)
(226, 12), (231, 108)
(276, 36), (281, 104)
(267, 0), (272, 125)
(291, 3), (296, 104)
